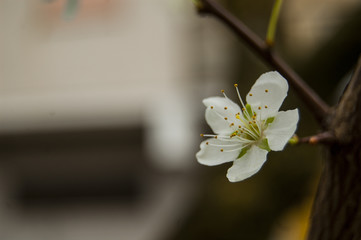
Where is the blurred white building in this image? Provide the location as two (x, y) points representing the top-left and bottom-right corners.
(0, 0), (232, 239)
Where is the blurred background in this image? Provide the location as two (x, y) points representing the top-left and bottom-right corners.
(0, 0), (361, 239)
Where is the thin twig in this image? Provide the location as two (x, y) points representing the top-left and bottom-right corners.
(197, 0), (331, 124)
(298, 131), (336, 145)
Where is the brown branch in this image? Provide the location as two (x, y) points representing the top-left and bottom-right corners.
(197, 0), (331, 124)
(297, 131), (336, 145)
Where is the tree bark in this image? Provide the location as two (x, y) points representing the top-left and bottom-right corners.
(308, 56), (361, 239)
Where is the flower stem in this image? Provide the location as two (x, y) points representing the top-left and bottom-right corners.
(297, 131), (336, 145)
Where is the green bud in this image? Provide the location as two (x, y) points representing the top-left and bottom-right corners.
(288, 134), (299, 145)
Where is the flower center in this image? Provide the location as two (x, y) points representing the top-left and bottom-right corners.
(200, 84), (274, 153)
(232, 105), (264, 142)
(225, 84), (272, 151)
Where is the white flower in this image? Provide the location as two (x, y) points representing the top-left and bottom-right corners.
(196, 71), (299, 182)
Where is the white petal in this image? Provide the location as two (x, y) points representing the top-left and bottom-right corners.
(265, 109), (299, 151)
(203, 96), (241, 113)
(246, 71), (288, 119)
(226, 146), (268, 182)
(203, 97), (241, 135)
(196, 138), (243, 166)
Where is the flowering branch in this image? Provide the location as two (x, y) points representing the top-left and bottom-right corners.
(196, 0), (330, 125)
(195, 1), (361, 237)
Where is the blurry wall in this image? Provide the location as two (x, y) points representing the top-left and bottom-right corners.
(0, 0), (234, 240)
(0, 0), (192, 131)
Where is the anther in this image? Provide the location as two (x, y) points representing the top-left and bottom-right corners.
(265, 105), (268, 108)
(249, 93), (253, 96)
(214, 136), (218, 139)
(252, 116), (256, 120)
(249, 121), (252, 124)
(253, 121), (256, 123)
(224, 107), (228, 110)
(221, 90), (225, 93)
(238, 125), (242, 128)
(258, 106), (261, 110)
(200, 134), (204, 137)
(234, 84), (238, 87)
(224, 117), (228, 120)
(211, 106), (214, 109)
(220, 149), (224, 152)
(230, 123), (234, 126)
(265, 89), (269, 93)
(206, 142), (209, 145)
